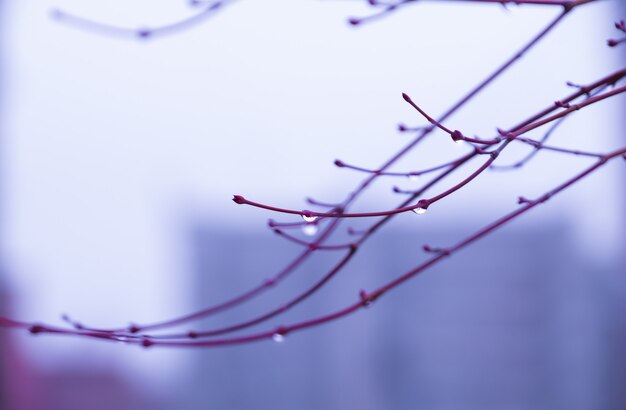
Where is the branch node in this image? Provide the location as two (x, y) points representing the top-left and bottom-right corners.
(497, 128), (516, 141)
(359, 290), (373, 307)
(412, 199), (430, 215)
(451, 130), (464, 142)
(422, 245), (450, 256)
(538, 193), (552, 203)
(136, 29), (152, 39)
(141, 338), (154, 348)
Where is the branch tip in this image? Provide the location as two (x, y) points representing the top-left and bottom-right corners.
(451, 130), (464, 142)
(49, 8), (64, 20)
(232, 195), (246, 204)
(141, 338), (154, 348)
(136, 29), (152, 39)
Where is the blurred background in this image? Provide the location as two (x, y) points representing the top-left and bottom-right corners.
(0, 0), (625, 409)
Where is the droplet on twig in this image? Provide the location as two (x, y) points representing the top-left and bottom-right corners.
(301, 214), (317, 223)
(272, 327), (288, 343)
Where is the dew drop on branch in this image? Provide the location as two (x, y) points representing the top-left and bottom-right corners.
(302, 214), (317, 223)
(272, 333), (285, 343)
(412, 207), (427, 215)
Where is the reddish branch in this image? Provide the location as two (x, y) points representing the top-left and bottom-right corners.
(51, 0), (232, 39)
(347, 0), (596, 26)
(1, 0), (624, 348)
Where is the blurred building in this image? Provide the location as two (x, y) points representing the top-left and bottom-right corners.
(184, 224), (625, 410)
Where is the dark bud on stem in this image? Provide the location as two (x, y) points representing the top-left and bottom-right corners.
(29, 325), (44, 335)
(274, 326), (288, 336)
(136, 29), (152, 39)
(416, 199), (430, 210)
(451, 130), (464, 142)
(398, 123), (407, 132)
(607, 39), (618, 47)
(359, 290), (372, 307)
(141, 338), (154, 348)
(128, 324), (141, 334)
(334, 159), (345, 167)
(401, 92), (411, 103)
(348, 18), (361, 26)
(232, 195), (246, 204)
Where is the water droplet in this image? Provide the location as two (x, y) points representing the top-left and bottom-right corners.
(272, 333), (285, 343)
(302, 224), (318, 236)
(412, 207), (427, 215)
(302, 214), (317, 223)
(455, 140), (464, 146)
